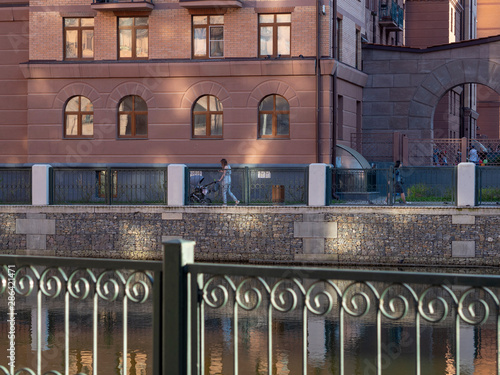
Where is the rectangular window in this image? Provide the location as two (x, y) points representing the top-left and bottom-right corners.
(355, 29), (361, 69)
(193, 15), (224, 58)
(259, 13), (291, 57)
(337, 95), (344, 141)
(64, 18), (94, 60)
(119, 17), (149, 59)
(336, 18), (342, 61)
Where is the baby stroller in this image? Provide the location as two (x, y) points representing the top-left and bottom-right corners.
(189, 176), (219, 204)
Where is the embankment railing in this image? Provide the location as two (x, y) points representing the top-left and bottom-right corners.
(2, 240), (500, 374)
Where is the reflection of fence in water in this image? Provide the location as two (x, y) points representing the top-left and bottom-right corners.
(0, 168), (31, 204)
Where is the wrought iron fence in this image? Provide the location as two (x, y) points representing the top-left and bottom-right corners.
(477, 166), (500, 205)
(52, 167), (167, 205)
(2, 241), (500, 375)
(0, 168), (31, 205)
(187, 166), (308, 206)
(0, 255), (162, 375)
(330, 168), (390, 205)
(330, 167), (456, 205)
(187, 245), (500, 375)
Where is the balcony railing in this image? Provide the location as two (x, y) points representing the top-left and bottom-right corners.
(178, 0), (242, 8)
(379, 1), (404, 30)
(91, 0), (154, 11)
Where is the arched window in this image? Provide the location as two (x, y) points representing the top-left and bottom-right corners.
(192, 95), (223, 138)
(258, 94), (289, 138)
(64, 96), (93, 138)
(118, 95), (148, 138)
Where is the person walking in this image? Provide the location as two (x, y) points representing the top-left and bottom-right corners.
(387, 160), (406, 204)
(218, 159), (240, 206)
(469, 145), (479, 165)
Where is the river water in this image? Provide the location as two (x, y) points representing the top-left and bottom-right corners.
(0, 275), (498, 375)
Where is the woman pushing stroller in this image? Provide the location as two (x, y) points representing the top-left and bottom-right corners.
(218, 159), (240, 206)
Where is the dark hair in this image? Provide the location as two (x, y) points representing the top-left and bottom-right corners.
(220, 159), (227, 167)
(394, 160), (401, 168)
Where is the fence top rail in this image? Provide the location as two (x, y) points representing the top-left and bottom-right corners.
(0, 255), (163, 272)
(187, 263), (500, 287)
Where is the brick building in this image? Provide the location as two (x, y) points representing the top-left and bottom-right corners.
(0, 0), (337, 165)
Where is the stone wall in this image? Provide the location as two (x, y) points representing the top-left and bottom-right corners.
(1, 205), (499, 268)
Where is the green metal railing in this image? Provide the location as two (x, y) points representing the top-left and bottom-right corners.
(52, 167), (167, 205)
(330, 167), (457, 206)
(0, 168), (31, 205)
(2, 241), (500, 374)
(187, 166), (308, 206)
(477, 166), (500, 205)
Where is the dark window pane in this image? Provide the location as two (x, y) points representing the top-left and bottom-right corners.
(210, 41), (223, 57)
(194, 115), (206, 136)
(134, 96), (147, 111)
(259, 96), (274, 111)
(211, 114), (222, 135)
(210, 26), (223, 41)
(277, 114), (289, 135)
(135, 17), (148, 26)
(135, 114), (148, 135)
(119, 96), (133, 112)
(275, 96), (289, 111)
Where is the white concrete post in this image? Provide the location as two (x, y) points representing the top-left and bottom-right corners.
(308, 163), (328, 206)
(168, 164), (186, 206)
(457, 162), (476, 207)
(32, 164), (51, 205)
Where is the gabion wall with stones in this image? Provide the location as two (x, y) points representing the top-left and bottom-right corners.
(1, 206), (499, 268)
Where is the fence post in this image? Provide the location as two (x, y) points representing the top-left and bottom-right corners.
(308, 163), (327, 206)
(32, 164), (52, 205)
(168, 164), (187, 206)
(163, 239), (195, 375)
(457, 162), (475, 207)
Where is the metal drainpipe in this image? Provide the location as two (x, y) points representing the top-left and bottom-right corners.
(330, 0), (338, 166)
(316, 0), (321, 163)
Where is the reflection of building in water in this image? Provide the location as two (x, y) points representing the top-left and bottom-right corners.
(473, 326), (497, 375)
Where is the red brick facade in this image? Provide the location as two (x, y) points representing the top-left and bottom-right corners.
(0, 0), (373, 166)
